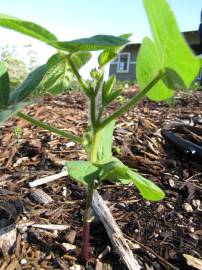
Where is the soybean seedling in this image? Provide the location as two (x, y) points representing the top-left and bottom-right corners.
(0, 0), (201, 261)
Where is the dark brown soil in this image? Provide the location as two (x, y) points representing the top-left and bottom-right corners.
(0, 88), (201, 270)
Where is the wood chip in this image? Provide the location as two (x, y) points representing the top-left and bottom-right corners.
(31, 223), (69, 231)
(30, 189), (53, 205)
(183, 254), (202, 270)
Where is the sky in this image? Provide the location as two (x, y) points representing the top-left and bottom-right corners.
(0, 0), (201, 78)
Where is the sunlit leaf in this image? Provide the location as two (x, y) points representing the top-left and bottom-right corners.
(0, 13), (57, 43)
(198, 55), (202, 68)
(128, 170), (165, 201)
(136, 37), (174, 101)
(66, 161), (99, 185)
(9, 65), (46, 104)
(41, 53), (74, 94)
(0, 61), (9, 108)
(141, 0), (199, 100)
(50, 35), (130, 52)
(96, 156), (165, 201)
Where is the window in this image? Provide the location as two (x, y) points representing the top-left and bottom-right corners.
(117, 53), (130, 73)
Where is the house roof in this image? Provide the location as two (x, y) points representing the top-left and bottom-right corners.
(125, 30), (199, 48)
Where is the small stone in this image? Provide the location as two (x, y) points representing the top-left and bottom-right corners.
(20, 259), (27, 265)
(62, 187), (67, 197)
(166, 202), (174, 209)
(168, 179), (175, 187)
(62, 242), (76, 251)
(189, 227), (195, 233)
(176, 213), (183, 219)
(182, 203), (193, 213)
(66, 142), (75, 148)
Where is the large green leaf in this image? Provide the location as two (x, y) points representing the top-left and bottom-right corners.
(0, 101), (29, 124)
(41, 53), (74, 94)
(198, 55), (202, 68)
(66, 161), (99, 185)
(9, 65), (46, 104)
(0, 62), (9, 108)
(136, 37), (174, 101)
(0, 13), (57, 43)
(97, 157), (165, 201)
(50, 35), (130, 52)
(142, 0), (199, 99)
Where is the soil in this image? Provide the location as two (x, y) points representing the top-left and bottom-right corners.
(0, 87), (201, 270)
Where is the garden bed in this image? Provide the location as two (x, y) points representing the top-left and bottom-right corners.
(0, 87), (201, 269)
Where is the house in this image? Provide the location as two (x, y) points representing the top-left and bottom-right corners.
(109, 30), (201, 82)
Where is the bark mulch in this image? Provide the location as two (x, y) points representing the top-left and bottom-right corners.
(0, 88), (201, 270)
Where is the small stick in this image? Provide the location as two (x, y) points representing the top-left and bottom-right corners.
(31, 224), (70, 231)
(92, 190), (141, 270)
(29, 170), (68, 187)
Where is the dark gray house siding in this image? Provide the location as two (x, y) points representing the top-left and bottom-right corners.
(109, 44), (140, 81)
(109, 30), (200, 81)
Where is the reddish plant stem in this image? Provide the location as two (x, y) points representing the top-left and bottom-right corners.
(81, 181), (94, 261)
(82, 221), (90, 261)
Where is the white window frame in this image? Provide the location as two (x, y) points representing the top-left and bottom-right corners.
(117, 52), (130, 73)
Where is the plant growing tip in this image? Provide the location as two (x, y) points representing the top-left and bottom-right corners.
(0, 0), (200, 263)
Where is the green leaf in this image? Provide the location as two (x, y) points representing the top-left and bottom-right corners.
(66, 161), (99, 185)
(9, 65), (46, 104)
(96, 156), (165, 201)
(0, 101), (29, 124)
(0, 62), (9, 108)
(97, 157), (130, 181)
(102, 75), (116, 105)
(94, 120), (116, 161)
(143, 0), (199, 96)
(41, 53), (74, 94)
(98, 50), (117, 68)
(50, 35), (130, 52)
(90, 68), (103, 81)
(0, 13), (57, 43)
(98, 33), (132, 67)
(128, 170), (165, 201)
(70, 51), (92, 69)
(105, 89), (122, 105)
(136, 37), (174, 101)
(198, 55), (202, 68)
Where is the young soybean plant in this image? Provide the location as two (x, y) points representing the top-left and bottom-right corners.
(0, 0), (200, 261)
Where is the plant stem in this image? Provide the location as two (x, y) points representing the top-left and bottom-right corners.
(98, 70), (165, 130)
(67, 55), (89, 97)
(81, 180), (94, 261)
(90, 95), (96, 127)
(81, 129), (99, 261)
(17, 111), (83, 144)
